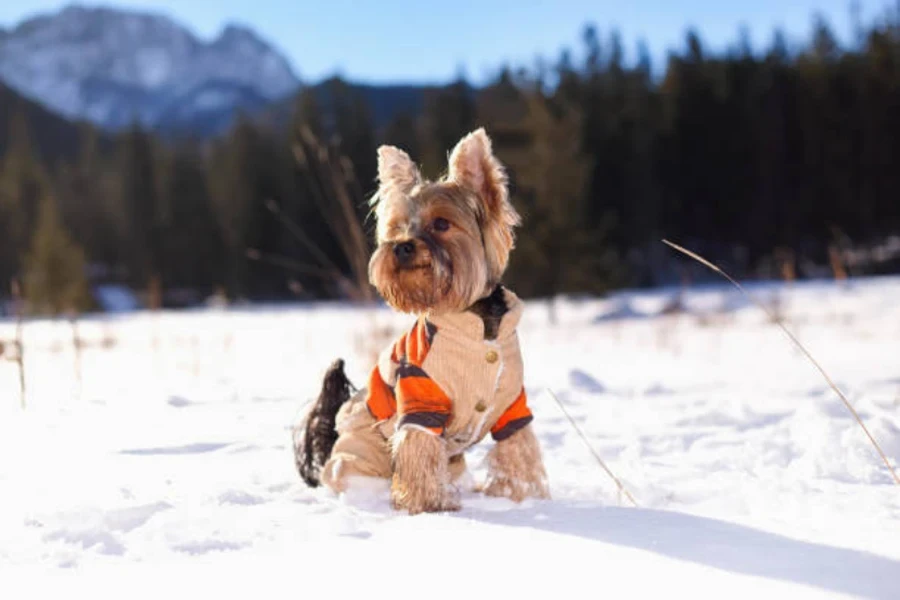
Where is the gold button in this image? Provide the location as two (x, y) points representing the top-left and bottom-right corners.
(485, 350), (499, 364)
(475, 401), (487, 412)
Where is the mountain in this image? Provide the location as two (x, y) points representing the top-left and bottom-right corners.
(260, 79), (472, 137)
(0, 79), (94, 162)
(0, 4), (299, 136)
(334, 82), (431, 127)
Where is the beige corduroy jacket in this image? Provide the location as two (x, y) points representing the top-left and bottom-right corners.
(320, 287), (533, 489)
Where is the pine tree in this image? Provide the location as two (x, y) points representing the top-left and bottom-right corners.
(157, 144), (225, 297)
(505, 93), (621, 315)
(207, 116), (260, 300)
(420, 78), (476, 179)
(0, 112), (50, 287)
(57, 123), (122, 274)
(293, 87), (326, 139)
(382, 112), (421, 162)
(285, 98), (348, 298)
(112, 124), (165, 305)
(4, 15), (900, 301)
(23, 192), (92, 316)
(318, 77), (379, 190)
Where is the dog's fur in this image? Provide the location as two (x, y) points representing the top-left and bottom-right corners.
(391, 427), (462, 513)
(368, 128), (521, 316)
(293, 359), (354, 487)
(294, 128), (549, 513)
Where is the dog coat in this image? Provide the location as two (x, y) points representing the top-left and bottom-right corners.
(319, 287), (533, 489)
(367, 286), (532, 452)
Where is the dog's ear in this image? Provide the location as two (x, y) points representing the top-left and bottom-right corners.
(448, 128), (521, 279)
(448, 128), (515, 220)
(377, 145), (420, 196)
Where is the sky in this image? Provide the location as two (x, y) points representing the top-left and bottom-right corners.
(0, 1), (897, 84)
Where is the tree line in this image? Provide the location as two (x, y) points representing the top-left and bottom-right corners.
(3, 13), (900, 315)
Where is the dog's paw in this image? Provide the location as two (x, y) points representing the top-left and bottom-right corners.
(391, 476), (461, 514)
(483, 473), (550, 503)
(483, 424), (551, 503)
(390, 426), (461, 515)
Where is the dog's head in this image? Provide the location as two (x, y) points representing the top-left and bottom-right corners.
(368, 128), (521, 315)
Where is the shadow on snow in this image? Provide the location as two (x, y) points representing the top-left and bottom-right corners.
(466, 501), (898, 600)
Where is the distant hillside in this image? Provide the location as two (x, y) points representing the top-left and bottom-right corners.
(337, 82), (432, 128)
(0, 5), (483, 142)
(259, 78), (472, 136)
(0, 4), (299, 137)
(0, 80), (92, 162)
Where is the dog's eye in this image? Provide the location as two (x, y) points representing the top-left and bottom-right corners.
(433, 217), (450, 232)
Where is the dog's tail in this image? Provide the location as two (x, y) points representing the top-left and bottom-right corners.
(292, 358), (354, 487)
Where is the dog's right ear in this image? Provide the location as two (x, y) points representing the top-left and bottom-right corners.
(377, 145), (420, 197)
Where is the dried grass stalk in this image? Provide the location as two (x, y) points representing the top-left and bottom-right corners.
(11, 279), (25, 408)
(662, 238), (900, 486)
(69, 313), (82, 402)
(262, 129), (375, 302)
(546, 388), (639, 506)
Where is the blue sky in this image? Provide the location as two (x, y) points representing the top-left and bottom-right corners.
(1, 1), (896, 84)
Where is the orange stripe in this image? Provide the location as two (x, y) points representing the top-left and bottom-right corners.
(415, 319), (435, 362)
(397, 377), (452, 415)
(365, 366), (396, 421)
(391, 319), (435, 367)
(369, 319), (443, 426)
(407, 324), (421, 365)
(491, 387), (532, 436)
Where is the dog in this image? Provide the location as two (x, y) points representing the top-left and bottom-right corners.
(293, 128), (550, 514)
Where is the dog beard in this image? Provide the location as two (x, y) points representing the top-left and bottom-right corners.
(368, 231), (490, 315)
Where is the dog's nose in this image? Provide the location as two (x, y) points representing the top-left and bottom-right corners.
(393, 241), (416, 265)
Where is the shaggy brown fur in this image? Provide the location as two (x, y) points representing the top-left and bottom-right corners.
(368, 129), (520, 316)
(483, 424), (551, 502)
(373, 129), (547, 511)
(297, 128), (550, 513)
(467, 284), (509, 340)
(390, 428), (461, 514)
(293, 359), (354, 487)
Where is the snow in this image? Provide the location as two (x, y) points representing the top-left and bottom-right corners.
(1, 276), (899, 599)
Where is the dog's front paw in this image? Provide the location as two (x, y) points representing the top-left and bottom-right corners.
(391, 427), (460, 515)
(391, 475), (461, 515)
(483, 424), (551, 503)
(483, 472), (550, 503)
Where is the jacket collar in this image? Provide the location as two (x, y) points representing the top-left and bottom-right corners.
(425, 287), (524, 342)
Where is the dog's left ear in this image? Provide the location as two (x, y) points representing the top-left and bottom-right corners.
(448, 128), (510, 216)
(377, 145), (420, 196)
(448, 128), (521, 278)
(372, 145), (421, 233)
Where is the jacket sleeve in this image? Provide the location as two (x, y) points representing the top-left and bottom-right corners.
(490, 387), (533, 441)
(366, 360), (452, 436)
(365, 319), (451, 436)
(394, 363), (452, 435)
(365, 364), (397, 422)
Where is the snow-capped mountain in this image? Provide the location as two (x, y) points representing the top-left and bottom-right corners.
(0, 5), (300, 134)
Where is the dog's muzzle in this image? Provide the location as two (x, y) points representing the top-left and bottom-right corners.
(393, 241), (416, 266)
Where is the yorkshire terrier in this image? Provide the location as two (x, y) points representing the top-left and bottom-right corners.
(293, 128), (550, 514)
